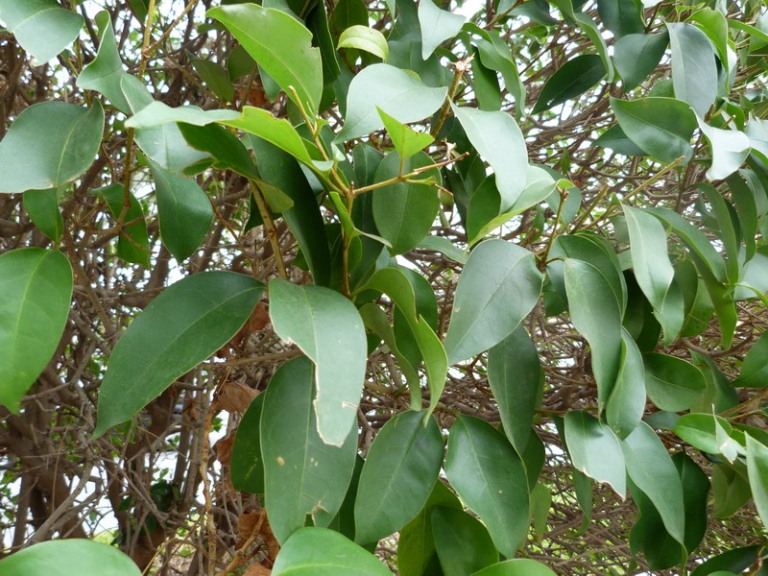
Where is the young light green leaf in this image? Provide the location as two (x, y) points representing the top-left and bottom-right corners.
(94, 272), (264, 436)
(418, 0), (466, 60)
(0, 101), (104, 193)
(272, 527), (390, 575)
(338, 25), (389, 61)
(269, 278), (367, 446)
(337, 64), (448, 141)
(622, 421), (686, 545)
(452, 105), (528, 211)
(0, 539), (140, 576)
(354, 411), (444, 544)
(445, 416), (530, 557)
(444, 239), (542, 364)
(472, 559), (558, 576)
(697, 119), (750, 181)
(533, 54), (605, 113)
(564, 411), (626, 498)
(0, 0), (83, 65)
(431, 506), (498, 576)
(150, 162), (214, 261)
(377, 107), (435, 159)
(208, 4), (323, 113)
(667, 22), (718, 118)
(23, 188), (62, 242)
(644, 352), (707, 412)
(610, 97), (697, 164)
(0, 248), (72, 411)
(487, 326), (543, 453)
(745, 434), (768, 529)
(606, 329), (646, 439)
(261, 358), (358, 543)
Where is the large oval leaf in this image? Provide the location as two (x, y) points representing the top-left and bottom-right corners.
(472, 559), (557, 576)
(94, 271), (264, 436)
(431, 506), (498, 576)
(605, 329), (646, 439)
(269, 278), (367, 446)
(613, 32), (669, 91)
(208, 4), (322, 114)
(667, 22), (718, 118)
(444, 239), (542, 365)
(0, 0), (83, 65)
(272, 527), (390, 575)
(564, 411), (626, 498)
(261, 358), (358, 543)
(444, 415), (530, 556)
(533, 54), (605, 113)
(644, 352), (706, 412)
(354, 411), (444, 544)
(0, 101), (103, 193)
(0, 248), (73, 411)
(418, 0), (466, 59)
(0, 539), (140, 576)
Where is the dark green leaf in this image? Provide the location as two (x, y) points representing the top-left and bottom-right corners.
(471, 559), (558, 576)
(230, 394), (265, 494)
(606, 329), (645, 438)
(734, 330), (768, 388)
(0, 539), (140, 576)
(431, 506), (498, 576)
(613, 32), (669, 90)
(674, 452), (710, 553)
(644, 352), (707, 412)
(191, 59), (235, 102)
(690, 545), (764, 576)
(533, 54), (605, 113)
(745, 434), (768, 528)
(597, 0), (643, 37)
(23, 188), (62, 242)
(99, 184), (151, 267)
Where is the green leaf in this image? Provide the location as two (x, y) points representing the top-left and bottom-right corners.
(208, 4), (323, 113)
(94, 272), (264, 436)
(533, 54), (605, 113)
(624, 205), (683, 343)
(644, 352), (707, 412)
(23, 188), (62, 242)
(0, 101), (104, 193)
(99, 184), (151, 267)
(690, 545), (765, 576)
(178, 122), (258, 178)
(354, 412), (443, 544)
(666, 22), (718, 118)
(734, 331), (768, 388)
(337, 64), (448, 142)
(372, 151), (440, 254)
(597, 0), (643, 37)
(628, 478), (686, 570)
(613, 32), (669, 91)
(605, 329), (646, 438)
(444, 239), (542, 365)
(269, 278), (367, 446)
(0, 539), (140, 576)
(675, 413), (733, 455)
(417, 235), (468, 264)
(444, 415), (530, 556)
(431, 506), (498, 576)
(338, 25), (389, 61)
(622, 421), (685, 545)
(378, 108), (435, 159)
(697, 120), (750, 181)
(610, 97), (697, 164)
(487, 326), (543, 453)
(564, 411), (626, 498)
(191, 58), (235, 102)
(261, 358), (358, 542)
(0, 248), (72, 411)
(593, 124), (647, 156)
(125, 102), (241, 129)
(151, 162), (213, 261)
(230, 393), (265, 494)
(451, 105), (528, 212)
(689, 8), (730, 68)
(674, 452), (710, 553)
(473, 33), (525, 118)
(745, 434), (768, 529)
(472, 559), (558, 576)
(418, 0), (466, 59)
(272, 527), (390, 575)
(0, 0), (83, 65)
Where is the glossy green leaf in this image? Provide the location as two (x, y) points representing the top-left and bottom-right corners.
(698, 120), (750, 180)
(613, 32), (669, 91)
(378, 108), (435, 159)
(533, 54), (605, 113)
(644, 352), (707, 412)
(472, 559), (557, 576)
(272, 527), (389, 575)
(564, 411), (626, 498)
(628, 478), (686, 570)
(418, 0), (465, 59)
(0, 248), (72, 411)
(125, 102), (240, 130)
(208, 4), (323, 113)
(597, 0), (643, 37)
(606, 329), (645, 438)
(337, 63), (448, 142)
(230, 393), (265, 494)
(372, 151), (440, 254)
(610, 97), (696, 164)
(261, 358), (357, 543)
(563, 258), (622, 408)
(444, 239), (542, 364)
(690, 545), (765, 576)
(471, 48), (502, 111)
(0, 0), (83, 65)
(734, 331), (768, 388)
(151, 162), (213, 261)
(0, 539), (140, 576)
(338, 25), (389, 61)
(431, 506), (498, 576)
(452, 105), (528, 212)
(0, 101), (104, 193)
(674, 452), (710, 553)
(99, 184), (151, 267)
(666, 22), (718, 118)
(178, 122), (258, 178)
(474, 33), (525, 117)
(23, 188), (62, 242)
(487, 326), (543, 453)
(94, 272), (264, 436)
(675, 413), (734, 455)
(746, 434), (768, 529)
(622, 421), (685, 545)
(698, 183), (739, 283)
(269, 278), (366, 446)
(689, 8), (729, 68)
(574, 12), (614, 82)
(444, 415), (530, 556)
(354, 411), (443, 544)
